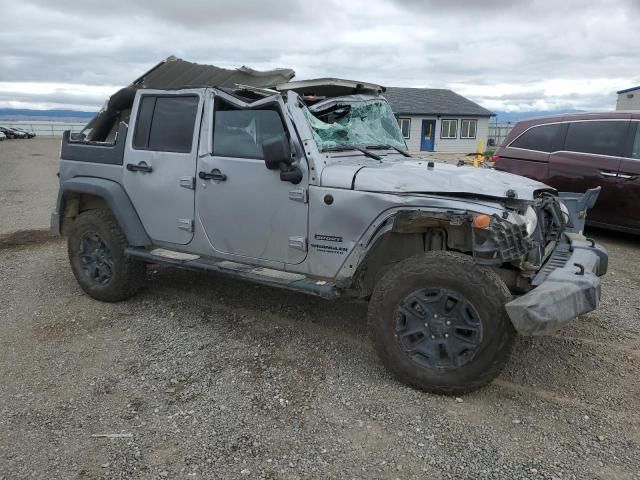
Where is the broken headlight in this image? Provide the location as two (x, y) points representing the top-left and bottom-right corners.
(523, 206), (538, 236)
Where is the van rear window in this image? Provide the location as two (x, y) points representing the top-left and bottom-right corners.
(510, 123), (561, 152)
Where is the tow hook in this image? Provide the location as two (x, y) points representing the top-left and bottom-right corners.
(574, 262), (585, 276)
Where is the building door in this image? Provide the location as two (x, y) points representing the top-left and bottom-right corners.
(420, 120), (436, 151)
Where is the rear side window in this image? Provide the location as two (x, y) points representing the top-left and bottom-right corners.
(510, 123), (561, 152)
(563, 121), (629, 157)
(213, 107), (286, 159)
(133, 95), (199, 153)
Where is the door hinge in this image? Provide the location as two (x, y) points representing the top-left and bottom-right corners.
(288, 188), (308, 203)
(179, 176), (196, 190)
(288, 236), (307, 251)
(177, 218), (194, 233)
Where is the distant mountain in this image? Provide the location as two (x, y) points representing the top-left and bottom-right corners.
(491, 109), (587, 123)
(0, 108), (97, 122)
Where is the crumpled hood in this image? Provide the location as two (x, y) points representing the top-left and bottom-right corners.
(321, 158), (553, 200)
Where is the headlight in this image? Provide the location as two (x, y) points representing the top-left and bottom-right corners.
(524, 206), (538, 236)
(559, 201), (570, 223)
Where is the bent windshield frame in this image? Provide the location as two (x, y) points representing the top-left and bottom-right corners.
(302, 99), (406, 152)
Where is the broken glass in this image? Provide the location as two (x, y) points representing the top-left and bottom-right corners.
(302, 99), (406, 151)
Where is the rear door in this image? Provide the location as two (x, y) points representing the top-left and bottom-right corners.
(123, 90), (203, 244)
(617, 121), (640, 231)
(548, 120), (629, 227)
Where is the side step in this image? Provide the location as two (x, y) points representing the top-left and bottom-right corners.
(125, 248), (340, 299)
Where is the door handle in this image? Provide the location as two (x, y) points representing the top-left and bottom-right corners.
(199, 168), (227, 181)
(126, 162), (153, 173)
(618, 173), (638, 180)
(599, 170), (617, 178)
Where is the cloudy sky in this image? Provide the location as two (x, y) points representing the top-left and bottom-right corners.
(0, 0), (637, 113)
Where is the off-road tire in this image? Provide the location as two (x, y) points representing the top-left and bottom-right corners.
(67, 209), (146, 302)
(368, 251), (515, 395)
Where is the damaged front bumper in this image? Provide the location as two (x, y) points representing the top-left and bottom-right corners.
(505, 233), (608, 336)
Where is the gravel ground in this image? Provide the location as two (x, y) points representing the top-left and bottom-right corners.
(0, 138), (639, 479)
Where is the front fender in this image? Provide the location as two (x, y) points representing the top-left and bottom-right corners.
(52, 177), (151, 246)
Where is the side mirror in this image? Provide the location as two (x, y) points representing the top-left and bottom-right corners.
(262, 134), (292, 170)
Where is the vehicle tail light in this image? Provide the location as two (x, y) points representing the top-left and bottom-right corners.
(491, 154), (499, 164)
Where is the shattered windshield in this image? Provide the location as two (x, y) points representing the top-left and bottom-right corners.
(301, 98), (406, 151)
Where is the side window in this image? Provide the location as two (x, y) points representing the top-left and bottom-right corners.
(133, 95), (199, 153)
(460, 119), (477, 139)
(397, 118), (411, 139)
(133, 96), (155, 149)
(213, 106), (286, 159)
(440, 119), (457, 139)
(510, 123), (561, 152)
(563, 121), (629, 157)
(633, 125), (640, 159)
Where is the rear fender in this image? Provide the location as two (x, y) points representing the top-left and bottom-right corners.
(52, 177), (151, 246)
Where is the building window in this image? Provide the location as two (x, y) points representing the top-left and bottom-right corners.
(397, 118), (411, 139)
(440, 119), (457, 139)
(460, 119), (477, 139)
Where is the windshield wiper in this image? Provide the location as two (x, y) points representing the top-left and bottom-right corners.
(366, 144), (412, 157)
(324, 145), (382, 161)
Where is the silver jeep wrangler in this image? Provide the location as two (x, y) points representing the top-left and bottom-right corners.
(52, 58), (608, 394)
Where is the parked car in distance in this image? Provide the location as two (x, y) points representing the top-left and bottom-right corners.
(0, 126), (17, 139)
(493, 112), (640, 234)
(11, 127), (35, 138)
(0, 131), (6, 141)
(7, 127), (29, 139)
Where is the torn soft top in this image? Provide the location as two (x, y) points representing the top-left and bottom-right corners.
(131, 56), (295, 90)
(83, 56), (295, 141)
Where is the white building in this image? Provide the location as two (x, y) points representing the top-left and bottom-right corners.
(616, 85), (640, 110)
(383, 87), (492, 154)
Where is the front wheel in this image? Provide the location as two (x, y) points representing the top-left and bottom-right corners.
(368, 251), (515, 395)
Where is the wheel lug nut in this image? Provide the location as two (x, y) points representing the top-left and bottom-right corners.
(424, 323), (429, 327)
(433, 314), (438, 319)
(444, 333), (449, 338)
(446, 321), (451, 326)
(431, 335), (436, 339)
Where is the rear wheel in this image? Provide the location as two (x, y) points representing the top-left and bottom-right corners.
(368, 251), (515, 395)
(67, 209), (145, 302)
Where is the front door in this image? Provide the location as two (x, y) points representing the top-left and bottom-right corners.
(548, 120), (630, 227)
(196, 96), (308, 265)
(420, 120), (436, 151)
(123, 91), (203, 244)
(617, 122), (640, 231)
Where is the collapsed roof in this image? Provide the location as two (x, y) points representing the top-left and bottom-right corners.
(130, 56), (296, 90)
(83, 56), (385, 141)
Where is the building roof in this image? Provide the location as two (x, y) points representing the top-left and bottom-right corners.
(382, 87), (493, 117)
(617, 85), (640, 95)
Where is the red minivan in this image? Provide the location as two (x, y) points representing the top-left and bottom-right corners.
(494, 112), (640, 234)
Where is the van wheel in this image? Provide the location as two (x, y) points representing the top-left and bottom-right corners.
(67, 209), (146, 302)
(368, 251), (515, 395)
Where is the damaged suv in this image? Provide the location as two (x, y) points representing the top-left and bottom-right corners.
(52, 57), (608, 394)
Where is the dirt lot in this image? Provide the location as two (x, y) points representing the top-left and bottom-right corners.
(1, 138), (639, 480)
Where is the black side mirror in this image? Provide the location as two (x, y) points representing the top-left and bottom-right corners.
(262, 134), (292, 170)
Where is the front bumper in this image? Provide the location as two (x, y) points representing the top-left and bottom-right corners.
(505, 233), (608, 336)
